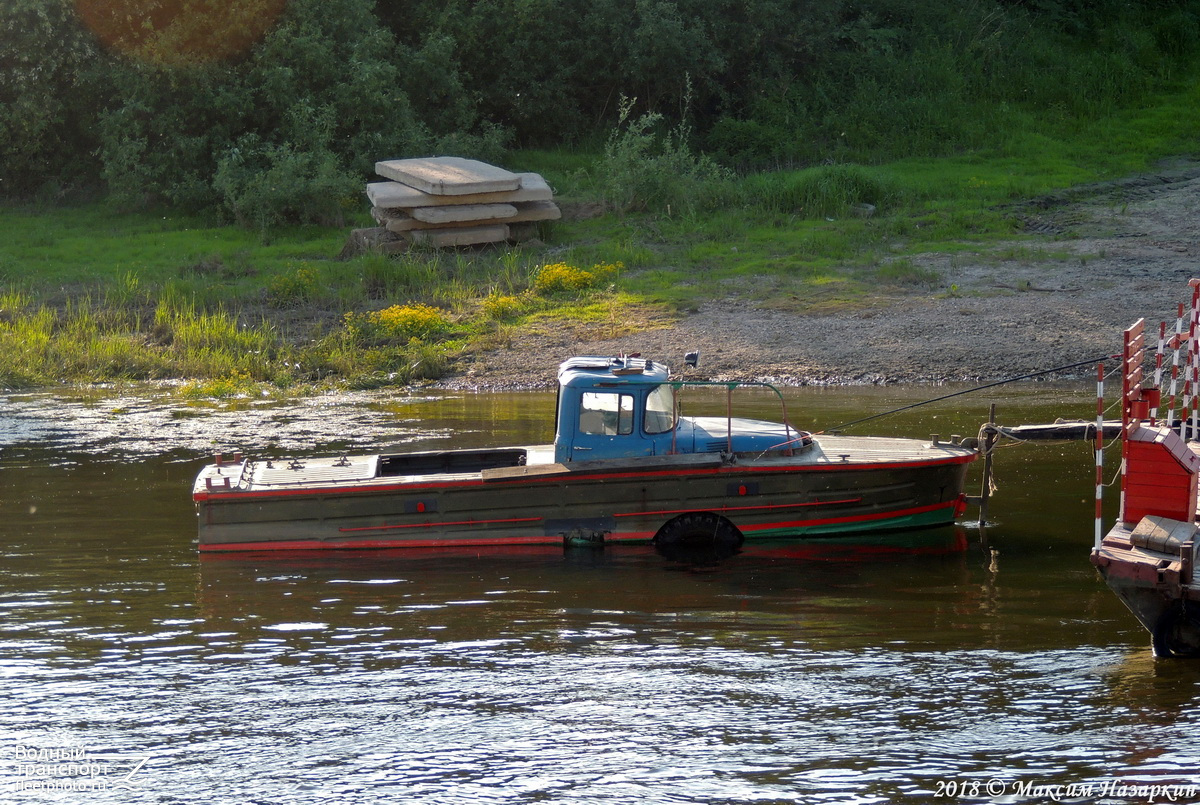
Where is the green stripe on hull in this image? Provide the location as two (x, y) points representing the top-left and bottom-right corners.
(746, 506), (958, 539)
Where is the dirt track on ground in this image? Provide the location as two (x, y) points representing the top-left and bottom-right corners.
(445, 161), (1200, 389)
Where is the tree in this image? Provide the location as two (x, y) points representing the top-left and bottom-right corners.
(95, 0), (426, 221)
(0, 0), (107, 195)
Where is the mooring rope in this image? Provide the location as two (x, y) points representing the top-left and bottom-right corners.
(816, 354), (1119, 434)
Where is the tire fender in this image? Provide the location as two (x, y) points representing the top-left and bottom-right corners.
(653, 512), (744, 562)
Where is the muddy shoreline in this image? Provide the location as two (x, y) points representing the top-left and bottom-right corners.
(443, 162), (1200, 390)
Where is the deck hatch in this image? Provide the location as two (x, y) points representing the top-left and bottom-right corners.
(379, 447), (527, 477)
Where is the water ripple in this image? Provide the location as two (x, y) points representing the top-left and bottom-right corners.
(4, 407), (1200, 803)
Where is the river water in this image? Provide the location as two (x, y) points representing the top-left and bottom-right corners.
(1, 383), (1199, 804)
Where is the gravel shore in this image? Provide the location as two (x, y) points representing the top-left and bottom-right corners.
(443, 163), (1200, 390)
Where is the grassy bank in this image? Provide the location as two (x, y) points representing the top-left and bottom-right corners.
(2, 76), (1199, 393)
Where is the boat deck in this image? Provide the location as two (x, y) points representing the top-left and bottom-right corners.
(1094, 514), (1200, 603)
(808, 434), (969, 465)
(248, 455), (380, 486)
(236, 446), (557, 490)
(196, 435), (973, 497)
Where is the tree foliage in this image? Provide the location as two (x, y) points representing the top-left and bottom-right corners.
(0, 0), (107, 196)
(3, 0), (1200, 222)
(92, 0), (433, 217)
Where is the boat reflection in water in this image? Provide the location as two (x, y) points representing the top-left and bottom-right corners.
(728, 525), (969, 561)
(194, 525), (972, 625)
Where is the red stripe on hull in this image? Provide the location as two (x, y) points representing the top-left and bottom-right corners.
(338, 515), (543, 533)
(198, 531), (653, 553)
(738, 498), (962, 533)
(613, 497), (862, 518)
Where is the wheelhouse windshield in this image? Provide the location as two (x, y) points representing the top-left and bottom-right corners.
(644, 383), (676, 434)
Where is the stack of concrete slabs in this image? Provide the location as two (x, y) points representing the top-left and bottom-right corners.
(364, 158), (561, 246)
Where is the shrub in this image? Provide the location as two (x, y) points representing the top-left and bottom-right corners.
(266, 264), (324, 308)
(214, 134), (359, 231)
(745, 164), (903, 219)
(481, 290), (535, 321)
(533, 262), (597, 294)
(90, 0), (426, 214)
(345, 303), (452, 344)
(532, 261), (622, 296)
(600, 94), (733, 215)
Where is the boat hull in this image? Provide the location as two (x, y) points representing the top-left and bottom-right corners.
(1091, 515), (1200, 657)
(195, 440), (975, 552)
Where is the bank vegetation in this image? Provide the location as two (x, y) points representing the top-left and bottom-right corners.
(2, 0), (1200, 391)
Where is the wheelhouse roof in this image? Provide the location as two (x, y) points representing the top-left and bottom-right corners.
(557, 356), (671, 389)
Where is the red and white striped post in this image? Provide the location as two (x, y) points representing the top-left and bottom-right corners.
(1152, 321), (1165, 425)
(1168, 302), (1184, 431)
(1183, 306), (1195, 441)
(1095, 362), (1105, 548)
(1119, 319), (1145, 526)
(1191, 282), (1200, 440)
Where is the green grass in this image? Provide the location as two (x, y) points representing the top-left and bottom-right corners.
(602, 73), (1200, 306)
(0, 213), (651, 389)
(0, 204), (353, 287)
(2, 73), (1200, 390)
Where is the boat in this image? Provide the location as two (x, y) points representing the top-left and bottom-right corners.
(193, 354), (978, 554)
(1091, 286), (1200, 657)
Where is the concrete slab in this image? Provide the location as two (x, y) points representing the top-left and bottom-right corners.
(506, 200), (561, 223)
(373, 210), (471, 233)
(409, 224), (509, 247)
(377, 201), (560, 232)
(410, 203), (518, 224)
(366, 173), (552, 208)
(375, 157), (520, 196)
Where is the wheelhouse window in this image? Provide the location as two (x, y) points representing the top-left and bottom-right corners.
(579, 392), (634, 435)
(644, 383), (676, 434)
